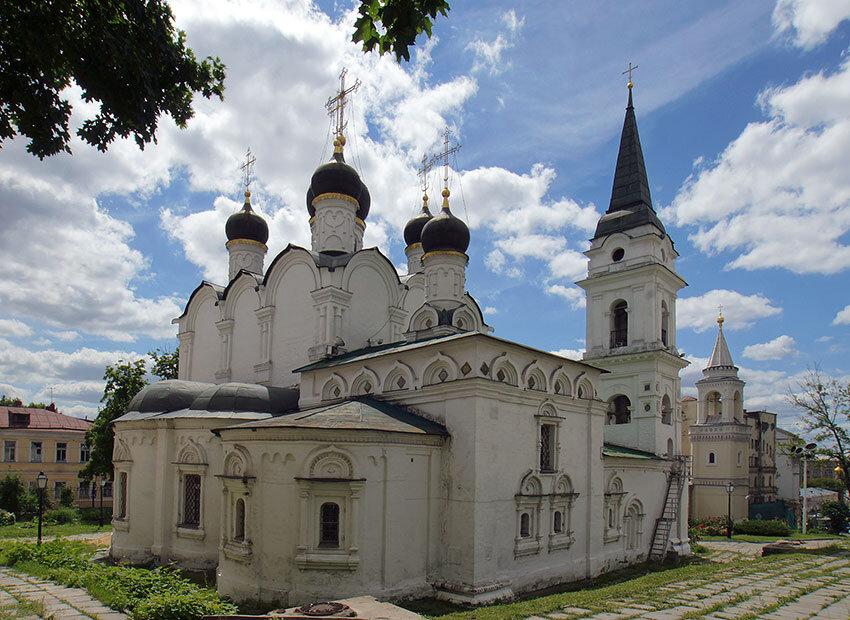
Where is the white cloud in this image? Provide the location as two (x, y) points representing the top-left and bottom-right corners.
(484, 249), (522, 279)
(545, 284), (586, 309)
(0, 319), (32, 338)
(773, 0), (850, 49)
(833, 304), (850, 325)
(483, 306), (499, 316)
(49, 330), (81, 342)
(665, 57), (850, 275)
(678, 289), (782, 333)
(743, 335), (797, 361)
(550, 348), (585, 360)
(466, 11), (524, 76)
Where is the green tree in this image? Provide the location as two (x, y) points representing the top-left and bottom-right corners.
(80, 358), (148, 482)
(353, 0), (451, 62)
(58, 485), (76, 508)
(820, 500), (850, 534)
(788, 368), (850, 498)
(0, 474), (26, 516)
(150, 347), (179, 380)
(0, 0), (226, 159)
(808, 477), (846, 493)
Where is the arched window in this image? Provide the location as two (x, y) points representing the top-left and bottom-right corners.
(610, 300), (628, 348)
(737, 451), (743, 466)
(520, 513), (531, 538)
(708, 452), (716, 464)
(661, 395), (672, 425)
(607, 395), (631, 425)
(540, 424), (556, 472)
(706, 391), (722, 418)
(667, 438), (674, 456)
(234, 498), (245, 541)
(553, 511), (563, 534)
(608, 507), (614, 528)
(319, 502), (340, 547)
(661, 301), (669, 347)
(182, 474), (201, 527)
(118, 471), (128, 520)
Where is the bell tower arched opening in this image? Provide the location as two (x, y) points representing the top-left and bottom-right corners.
(607, 395), (631, 425)
(610, 300), (628, 349)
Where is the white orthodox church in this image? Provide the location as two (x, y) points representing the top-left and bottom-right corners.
(110, 81), (691, 607)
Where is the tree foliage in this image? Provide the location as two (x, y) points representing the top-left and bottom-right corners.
(353, 0), (450, 62)
(0, 0), (226, 159)
(808, 477), (846, 492)
(788, 368), (850, 498)
(80, 348), (178, 481)
(820, 500), (850, 534)
(0, 475), (26, 517)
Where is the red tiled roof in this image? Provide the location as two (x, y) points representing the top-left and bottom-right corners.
(0, 406), (91, 431)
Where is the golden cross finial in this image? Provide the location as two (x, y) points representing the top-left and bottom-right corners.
(325, 68), (361, 149)
(417, 153), (433, 194)
(622, 62), (639, 89)
(717, 304), (724, 329)
(430, 129), (461, 194)
(240, 148), (256, 196)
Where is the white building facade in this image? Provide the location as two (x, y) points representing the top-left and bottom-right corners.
(111, 86), (690, 607)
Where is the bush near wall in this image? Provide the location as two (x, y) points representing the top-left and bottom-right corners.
(689, 516), (729, 539)
(732, 519), (791, 536)
(0, 540), (237, 620)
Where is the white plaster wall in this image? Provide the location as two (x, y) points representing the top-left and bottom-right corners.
(270, 260), (318, 386)
(229, 285), (262, 382)
(189, 295), (221, 384)
(345, 262), (393, 349)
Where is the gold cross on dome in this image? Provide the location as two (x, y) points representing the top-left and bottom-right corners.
(622, 62), (639, 88)
(417, 153), (433, 194)
(325, 68), (361, 141)
(430, 129), (461, 191)
(240, 148), (256, 191)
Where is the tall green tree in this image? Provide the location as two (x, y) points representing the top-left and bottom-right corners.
(149, 347), (179, 380)
(0, 0), (226, 158)
(788, 368), (850, 497)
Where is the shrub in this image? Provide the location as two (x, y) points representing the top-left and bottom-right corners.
(808, 477), (846, 493)
(43, 507), (78, 525)
(820, 501), (850, 534)
(58, 486), (75, 508)
(0, 475), (26, 516)
(689, 516), (728, 537)
(732, 519), (791, 536)
(0, 509), (14, 526)
(134, 590), (239, 620)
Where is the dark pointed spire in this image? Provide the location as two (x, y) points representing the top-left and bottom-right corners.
(594, 86), (665, 238)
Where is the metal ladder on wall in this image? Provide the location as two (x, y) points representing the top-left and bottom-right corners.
(649, 456), (689, 561)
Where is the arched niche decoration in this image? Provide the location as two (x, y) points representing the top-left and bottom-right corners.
(350, 367), (380, 396)
(304, 446), (357, 480)
(732, 390), (743, 419)
(452, 307), (478, 332)
(538, 401), (558, 418)
(422, 352), (459, 386)
(576, 376), (594, 399)
(382, 361), (415, 392)
(177, 439), (207, 465)
(409, 305), (438, 331)
(518, 471), (543, 497)
(624, 498), (645, 551)
(488, 352), (518, 386)
(661, 394), (673, 425)
(321, 373), (348, 401)
(604, 475), (625, 542)
(522, 361), (548, 392)
(553, 473), (573, 496)
(183, 284), (224, 332)
(223, 445), (253, 478)
(705, 391), (722, 418)
(550, 369), (573, 397)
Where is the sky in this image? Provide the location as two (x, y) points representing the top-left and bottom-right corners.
(1, 0), (849, 431)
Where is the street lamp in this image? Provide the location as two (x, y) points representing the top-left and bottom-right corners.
(726, 481), (735, 540)
(793, 442), (817, 534)
(36, 472), (47, 546)
(98, 476), (106, 528)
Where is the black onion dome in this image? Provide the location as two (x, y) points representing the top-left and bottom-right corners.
(403, 201), (433, 246)
(421, 191), (470, 254)
(357, 182), (370, 220)
(226, 193), (269, 244)
(306, 150), (366, 218)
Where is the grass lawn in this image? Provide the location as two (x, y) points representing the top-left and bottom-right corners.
(401, 545), (850, 620)
(0, 521), (112, 539)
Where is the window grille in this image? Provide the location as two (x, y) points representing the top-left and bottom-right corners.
(183, 474), (201, 526)
(118, 473), (127, 518)
(234, 498), (245, 541)
(540, 425), (554, 472)
(319, 502), (340, 547)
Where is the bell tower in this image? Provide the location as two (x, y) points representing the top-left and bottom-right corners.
(576, 79), (688, 456)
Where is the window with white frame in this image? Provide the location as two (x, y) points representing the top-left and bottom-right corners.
(295, 450), (363, 571)
(234, 498), (246, 541)
(55, 442), (67, 463)
(30, 441), (42, 463)
(604, 477), (625, 543)
(80, 444), (90, 463)
(117, 473), (127, 518)
(182, 474), (201, 527)
(514, 474), (543, 557)
(78, 483), (91, 499)
(536, 406), (562, 473)
(174, 443), (207, 539)
(548, 474), (577, 551)
(3, 440), (15, 463)
(624, 500), (644, 551)
(220, 450), (254, 561)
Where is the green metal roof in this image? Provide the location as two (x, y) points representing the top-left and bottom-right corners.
(602, 443), (660, 460)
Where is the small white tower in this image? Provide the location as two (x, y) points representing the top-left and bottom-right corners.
(225, 189), (269, 281)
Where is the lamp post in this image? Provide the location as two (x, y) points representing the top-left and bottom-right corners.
(36, 472), (47, 546)
(726, 481), (734, 540)
(98, 476), (105, 528)
(793, 442), (817, 534)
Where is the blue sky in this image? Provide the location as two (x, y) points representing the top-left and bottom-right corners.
(0, 0), (849, 430)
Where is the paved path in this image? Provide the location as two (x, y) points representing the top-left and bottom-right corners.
(526, 542), (850, 620)
(0, 567), (129, 620)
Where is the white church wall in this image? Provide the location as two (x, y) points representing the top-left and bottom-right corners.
(227, 279), (262, 383)
(186, 292), (221, 384)
(342, 257), (397, 349)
